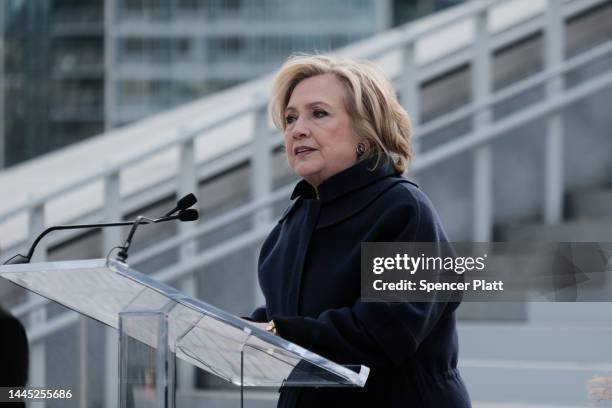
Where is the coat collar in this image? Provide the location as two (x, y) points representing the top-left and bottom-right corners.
(290, 156), (398, 203)
(281, 157), (418, 227)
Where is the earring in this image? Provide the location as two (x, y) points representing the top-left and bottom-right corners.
(356, 142), (366, 157)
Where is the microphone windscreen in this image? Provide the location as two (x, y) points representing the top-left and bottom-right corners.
(178, 209), (199, 222)
(177, 193), (197, 210)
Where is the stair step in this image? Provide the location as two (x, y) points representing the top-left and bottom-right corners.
(458, 323), (612, 362)
(460, 363), (611, 405)
(499, 219), (612, 241)
(568, 188), (612, 220)
(177, 390), (276, 408)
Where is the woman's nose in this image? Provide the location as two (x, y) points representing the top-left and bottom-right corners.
(290, 117), (310, 139)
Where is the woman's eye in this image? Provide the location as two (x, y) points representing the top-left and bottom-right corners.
(285, 115), (296, 124)
(313, 110), (328, 118)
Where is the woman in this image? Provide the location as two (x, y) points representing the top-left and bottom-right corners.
(249, 55), (471, 407)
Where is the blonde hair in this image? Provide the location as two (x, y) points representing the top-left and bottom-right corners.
(269, 54), (413, 174)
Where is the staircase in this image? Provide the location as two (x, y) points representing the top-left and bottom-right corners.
(459, 187), (612, 406)
(501, 188), (612, 242)
(1, 0), (612, 407)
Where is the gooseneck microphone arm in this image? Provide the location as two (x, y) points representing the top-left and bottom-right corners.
(3, 219), (148, 265)
(116, 216), (146, 263)
(2, 193), (199, 266)
(115, 209), (199, 263)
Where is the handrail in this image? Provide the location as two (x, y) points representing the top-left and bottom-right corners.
(132, 51), (612, 286)
(414, 38), (612, 139)
(3, 0), (608, 307)
(352, 0), (499, 60)
(1, 0), (605, 223)
(14, 35), (612, 325)
(10, 177), (293, 320)
(133, 36), (612, 265)
(128, 183), (293, 265)
(19, 49), (610, 336)
(0, 101), (265, 221)
(413, 67), (612, 171)
(4, 2), (612, 395)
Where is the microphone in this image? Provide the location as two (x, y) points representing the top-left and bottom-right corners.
(2, 195), (199, 265)
(178, 208), (199, 222)
(116, 196), (199, 263)
(164, 193), (197, 217)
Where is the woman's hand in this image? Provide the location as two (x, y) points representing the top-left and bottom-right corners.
(240, 318), (277, 335)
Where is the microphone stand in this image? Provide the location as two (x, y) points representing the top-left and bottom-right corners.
(2, 214), (194, 265)
(3, 220), (144, 265)
(3, 193), (199, 266)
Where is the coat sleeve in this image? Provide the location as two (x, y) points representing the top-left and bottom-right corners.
(246, 305), (268, 323)
(272, 187), (453, 369)
(0, 314), (29, 386)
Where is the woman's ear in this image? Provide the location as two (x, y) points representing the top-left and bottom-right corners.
(356, 138), (371, 158)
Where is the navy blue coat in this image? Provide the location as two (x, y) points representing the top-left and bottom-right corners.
(0, 306), (28, 408)
(251, 158), (471, 407)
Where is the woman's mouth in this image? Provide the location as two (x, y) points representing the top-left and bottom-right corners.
(294, 146), (316, 157)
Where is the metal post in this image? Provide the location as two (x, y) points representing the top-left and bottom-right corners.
(27, 201), (47, 263)
(177, 134), (197, 392)
(374, 0), (393, 32)
(472, 9), (493, 242)
(103, 169), (122, 264)
(28, 200), (47, 408)
(103, 170), (121, 408)
(400, 39), (421, 166)
(251, 94), (271, 308)
(78, 318), (88, 408)
(0, 2), (5, 169)
(104, 0), (116, 131)
(544, 0), (565, 224)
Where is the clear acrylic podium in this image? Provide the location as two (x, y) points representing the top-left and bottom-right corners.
(0, 259), (369, 407)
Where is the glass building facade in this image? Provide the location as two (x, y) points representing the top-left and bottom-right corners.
(0, 0), (464, 168)
(108, 0), (388, 125)
(2, 0), (104, 167)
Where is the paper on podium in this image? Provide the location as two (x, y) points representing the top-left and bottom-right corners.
(0, 259), (369, 388)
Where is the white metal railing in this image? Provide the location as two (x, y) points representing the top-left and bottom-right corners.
(0, 0), (601, 236)
(3, 0), (612, 406)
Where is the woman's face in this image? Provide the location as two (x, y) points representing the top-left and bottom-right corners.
(283, 74), (359, 188)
